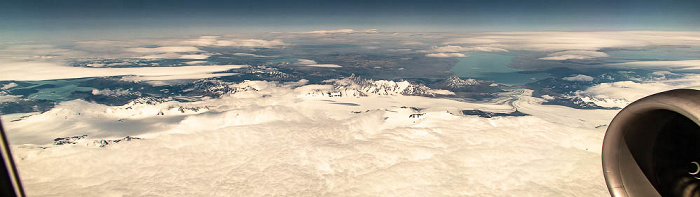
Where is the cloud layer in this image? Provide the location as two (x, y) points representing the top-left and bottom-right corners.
(0, 60), (246, 81)
(185, 36), (286, 48)
(304, 29), (379, 34)
(296, 59), (342, 68)
(445, 31), (700, 52)
(421, 44), (508, 57)
(563, 74), (594, 82)
(443, 31), (700, 63)
(540, 50), (609, 60)
(579, 74), (700, 108)
(426, 53), (466, 58)
(607, 60), (700, 70)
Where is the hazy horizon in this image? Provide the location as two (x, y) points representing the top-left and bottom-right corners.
(2, 0), (699, 42)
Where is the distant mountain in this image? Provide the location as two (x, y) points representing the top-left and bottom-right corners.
(441, 76), (481, 88)
(431, 76), (502, 93)
(307, 74), (438, 97)
(182, 79), (257, 98)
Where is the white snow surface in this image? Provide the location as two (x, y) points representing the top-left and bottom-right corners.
(5, 81), (616, 196)
(579, 74), (700, 108)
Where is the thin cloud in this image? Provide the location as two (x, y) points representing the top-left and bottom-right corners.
(421, 44), (508, 55)
(445, 31), (700, 52)
(233, 53), (276, 58)
(562, 74), (594, 82)
(426, 53), (466, 58)
(607, 60), (700, 70)
(304, 29), (379, 34)
(304, 64), (342, 68)
(185, 36), (286, 48)
(578, 74), (700, 108)
(0, 60), (246, 81)
(296, 59), (342, 68)
(540, 50), (609, 60)
(126, 46), (201, 53)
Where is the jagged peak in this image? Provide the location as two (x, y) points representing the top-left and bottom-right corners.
(313, 74), (433, 97)
(444, 76), (479, 87)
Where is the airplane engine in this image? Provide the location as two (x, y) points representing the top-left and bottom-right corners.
(603, 89), (700, 197)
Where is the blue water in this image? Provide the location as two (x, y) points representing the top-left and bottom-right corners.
(450, 52), (550, 85)
(24, 79), (94, 101)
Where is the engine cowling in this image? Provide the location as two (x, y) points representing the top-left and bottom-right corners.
(603, 89), (700, 197)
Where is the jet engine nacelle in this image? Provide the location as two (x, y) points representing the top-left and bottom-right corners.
(603, 89), (700, 197)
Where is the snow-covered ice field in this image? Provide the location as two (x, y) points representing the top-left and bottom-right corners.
(5, 81), (618, 196)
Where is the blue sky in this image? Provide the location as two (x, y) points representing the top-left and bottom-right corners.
(1, 0), (699, 41)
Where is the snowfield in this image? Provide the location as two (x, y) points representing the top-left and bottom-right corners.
(5, 81), (617, 196)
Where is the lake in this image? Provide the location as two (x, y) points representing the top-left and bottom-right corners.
(450, 52), (550, 85)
